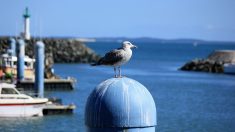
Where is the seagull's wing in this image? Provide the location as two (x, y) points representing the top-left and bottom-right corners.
(98, 49), (123, 65)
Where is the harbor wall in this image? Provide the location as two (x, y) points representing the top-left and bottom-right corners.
(0, 37), (100, 78)
(0, 36), (100, 63)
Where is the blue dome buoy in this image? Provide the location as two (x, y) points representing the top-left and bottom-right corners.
(85, 77), (157, 132)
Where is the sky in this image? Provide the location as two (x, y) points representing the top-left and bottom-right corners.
(0, 0), (235, 41)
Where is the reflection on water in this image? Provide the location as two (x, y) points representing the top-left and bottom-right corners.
(0, 117), (44, 131)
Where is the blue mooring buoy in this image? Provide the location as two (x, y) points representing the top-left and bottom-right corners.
(85, 77), (157, 132)
(35, 41), (45, 98)
(16, 39), (25, 81)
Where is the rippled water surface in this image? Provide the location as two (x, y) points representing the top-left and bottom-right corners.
(1, 42), (235, 132)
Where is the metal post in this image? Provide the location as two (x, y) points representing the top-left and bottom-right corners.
(9, 38), (16, 56)
(35, 41), (45, 98)
(16, 39), (25, 81)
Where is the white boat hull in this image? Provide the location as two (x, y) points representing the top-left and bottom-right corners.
(0, 83), (48, 117)
(0, 103), (45, 117)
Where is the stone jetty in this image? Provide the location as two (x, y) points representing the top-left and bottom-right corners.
(0, 36), (100, 78)
(180, 50), (235, 73)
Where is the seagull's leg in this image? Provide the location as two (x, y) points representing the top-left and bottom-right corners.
(118, 66), (121, 78)
(114, 67), (117, 78)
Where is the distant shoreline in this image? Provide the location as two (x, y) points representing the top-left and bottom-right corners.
(1, 36), (234, 44)
(92, 37), (235, 44)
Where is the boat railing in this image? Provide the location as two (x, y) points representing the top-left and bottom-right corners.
(17, 88), (40, 97)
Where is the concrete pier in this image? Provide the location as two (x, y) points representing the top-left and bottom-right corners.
(16, 79), (75, 91)
(43, 103), (76, 115)
(42, 98), (76, 115)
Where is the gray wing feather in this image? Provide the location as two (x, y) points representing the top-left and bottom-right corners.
(98, 49), (123, 65)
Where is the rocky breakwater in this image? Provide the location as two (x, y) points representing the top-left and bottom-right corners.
(180, 50), (235, 73)
(0, 37), (9, 54)
(0, 37), (100, 78)
(24, 38), (100, 63)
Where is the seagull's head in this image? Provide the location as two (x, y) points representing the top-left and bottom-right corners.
(122, 41), (137, 49)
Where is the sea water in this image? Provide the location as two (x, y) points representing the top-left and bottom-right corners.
(0, 41), (235, 132)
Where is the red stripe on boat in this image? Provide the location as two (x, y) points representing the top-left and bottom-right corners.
(0, 102), (46, 106)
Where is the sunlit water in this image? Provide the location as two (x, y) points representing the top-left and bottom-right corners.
(0, 42), (235, 132)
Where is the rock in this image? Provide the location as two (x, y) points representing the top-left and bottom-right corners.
(179, 50), (235, 73)
(208, 50), (235, 63)
(185, 59), (223, 73)
(0, 37), (100, 63)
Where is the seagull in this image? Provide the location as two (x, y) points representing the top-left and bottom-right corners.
(92, 41), (137, 78)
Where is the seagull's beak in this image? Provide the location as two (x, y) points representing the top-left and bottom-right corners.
(132, 45), (137, 49)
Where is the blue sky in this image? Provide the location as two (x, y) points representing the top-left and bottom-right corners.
(0, 0), (235, 41)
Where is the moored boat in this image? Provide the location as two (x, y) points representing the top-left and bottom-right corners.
(0, 53), (35, 79)
(0, 83), (48, 117)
